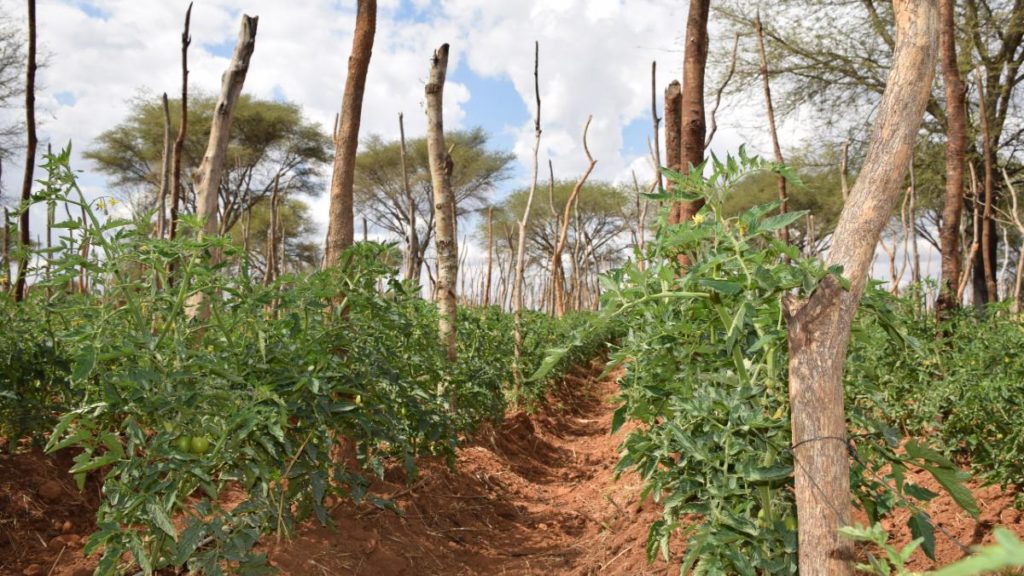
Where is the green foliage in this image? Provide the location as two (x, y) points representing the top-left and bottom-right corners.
(840, 523), (923, 576)
(6, 147), (611, 575)
(842, 524), (1024, 576)
(486, 178), (636, 267)
(84, 94), (330, 231)
(354, 127), (514, 239)
(847, 300), (1024, 490)
(583, 150), (975, 574)
(0, 299), (72, 445)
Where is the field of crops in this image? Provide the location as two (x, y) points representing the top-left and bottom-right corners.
(0, 152), (1021, 576)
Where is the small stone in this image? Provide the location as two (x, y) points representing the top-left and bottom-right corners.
(38, 480), (64, 502)
(22, 564), (44, 576)
(61, 520), (73, 533)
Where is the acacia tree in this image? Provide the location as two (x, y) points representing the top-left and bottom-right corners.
(324, 0), (376, 268)
(353, 128), (513, 281)
(0, 8), (26, 165)
(717, 0), (1024, 306)
(227, 197), (320, 278)
(86, 95), (330, 234)
(489, 179), (632, 307)
(783, 2), (938, 574)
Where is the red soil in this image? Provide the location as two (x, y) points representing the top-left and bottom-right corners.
(2, 359), (1022, 575)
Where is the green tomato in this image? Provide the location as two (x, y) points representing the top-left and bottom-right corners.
(174, 435), (192, 453)
(189, 436), (211, 455)
(784, 515), (797, 531)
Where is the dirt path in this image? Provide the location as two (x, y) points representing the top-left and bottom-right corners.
(267, 358), (678, 576)
(5, 357), (1022, 575)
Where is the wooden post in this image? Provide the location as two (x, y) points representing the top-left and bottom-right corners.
(664, 81), (682, 222)
(936, 0), (966, 315)
(512, 41), (542, 387)
(783, 3), (937, 574)
(484, 206), (493, 306)
(187, 13), (258, 318)
(156, 93), (171, 239)
(169, 3), (191, 243)
(399, 112), (419, 284)
(325, 0), (376, 267)
(265, 173), (280, 285)
(14, 0), (37, 302)
(426, 44), (458, 364)
(976, 69), (998, 302)
(193, 14), (258, 240)
(673, 0), (710, 226)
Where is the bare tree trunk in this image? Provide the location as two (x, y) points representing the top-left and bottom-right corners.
(1002, 169), (1024, 314)
(976, 69), (998, 303)
(783, 3), (937, 575)
(194, 14), (257, 239)
(551, 117), (596, 318)
(169, 3), (191, 243)
(755, 12), (789, 246)
(840, 140), (850, 201)
(14, 0), (37, 303)
(664, 80), (682, 216)
(426, 44), (458, 364)
(155, 93), (172, 239)
(513, 41), (542, 387)
(242, 187), (252, 256)
(650, 61), (663, 193)
(672, 0), (710, 226)
(2, 208), (9, 293)
(959, 167), (982, 302)
(324, 0), (376, 268)
(484, 206), (493, 306)
(909, 158), (921, 286)
(399, 112), (419, 284)
(265, 174), (280, 285)
(188, 14), (258, 318)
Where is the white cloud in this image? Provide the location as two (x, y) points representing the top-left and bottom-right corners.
(0, 0), (768, 266)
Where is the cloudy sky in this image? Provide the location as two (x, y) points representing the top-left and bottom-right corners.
(0, 0), (937, 288)
(0, 0), (764, 227)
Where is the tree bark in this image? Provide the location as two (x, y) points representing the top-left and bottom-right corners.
(426, 44), (458, 364)
(484, 206), (493, 306)
(672, 0), (710, 225)
(168, 3), (191, 243)
(650, 61), (663, 193)
(783, 2), (938, 575)
(663, 80), (682, 217)
(14, 0), (36, 303)
(513, 41), (541, 387)
(755, 12), (789, 246)
(187, 14), (257, 319)
(551, 117), (596, 318)
(398, 112), (420, 284)
(324, 0), (376, 268)
(976, 69), (998, 303)
(265, 173), (280, 285)
(193, 14), (258, 239)
(157, 93), (172, 239)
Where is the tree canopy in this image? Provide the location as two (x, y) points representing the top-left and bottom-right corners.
(354, 127), (514, 275)
(85, 93), (331, 233)
(488, 179), (635, 271)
